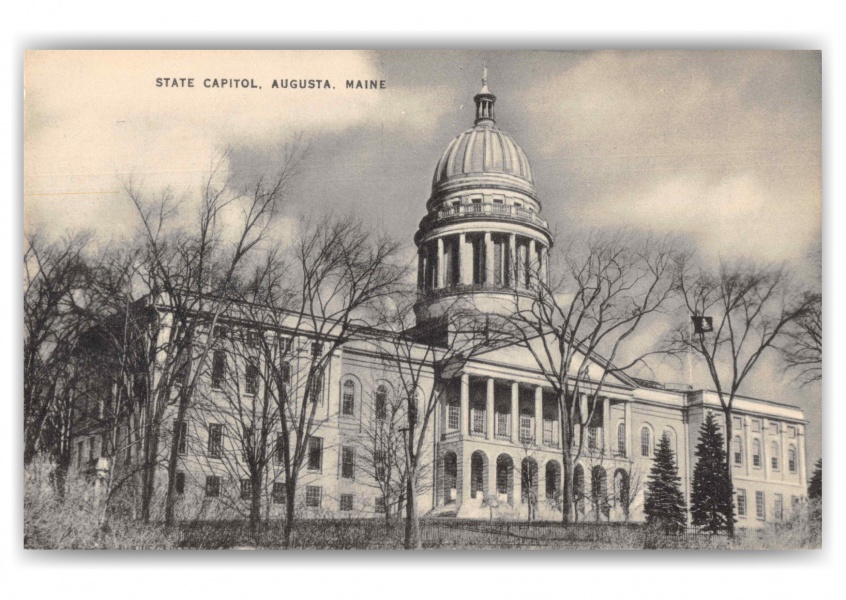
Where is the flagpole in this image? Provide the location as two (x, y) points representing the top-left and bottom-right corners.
(687, 316), (693, 390)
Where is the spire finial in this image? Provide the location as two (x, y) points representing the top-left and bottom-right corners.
(482, 63), (488, 88)
(474, 63), (495, 126)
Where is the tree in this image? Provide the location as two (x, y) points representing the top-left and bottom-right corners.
(808, 458), (822, 501)
(643, 434), (687, 533)
(501, 230), (676, 523)
(781, 292), (821, 386)
(690, 413), (734, 534)
(666, 255), (815, 536)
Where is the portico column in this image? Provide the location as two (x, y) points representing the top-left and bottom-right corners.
(511, 382), (519, 443)
(437, 237), (445, 289)
(460, 373), (470, 438)
(602, 397), (611, 453)
(486, 378), (495, 439)
(779, 425), (787, 482)
(540, 245), (548, 284)
(485, 232), (494, 285)
(762, 427), (770, 481)
(798, 426), (807, 491)
(509, 234), (517, 287)
(535, 386), (543, 446)
(744, 417), (752, 476)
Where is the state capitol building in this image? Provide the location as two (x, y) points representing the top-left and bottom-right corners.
(74, 73), (809, 528)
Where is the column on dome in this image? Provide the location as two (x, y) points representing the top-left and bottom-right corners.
(485, 232), (494, 286)
(539, 245), (548, 284)
(437, 237), (445, 289)
(459, 233), (471, 285)
(528, 239), (536, 286)
(508, 234), (517, 288)
(417, 247), (425, 290)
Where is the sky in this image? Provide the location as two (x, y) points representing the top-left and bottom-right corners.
(23, 49), (822, 463)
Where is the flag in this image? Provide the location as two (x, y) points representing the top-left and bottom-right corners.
(692, 315), (713, 334)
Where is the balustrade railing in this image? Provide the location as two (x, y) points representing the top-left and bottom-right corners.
(431, 203), (548, 229)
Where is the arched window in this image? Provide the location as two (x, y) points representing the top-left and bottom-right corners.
(573, 464), (585, 515)
(617, 422), (626, 456)
(771, 442), (780, 471)
(733, 436), (743, 466)
(640, 427), (651, 457)
(663, 428), (675, 454)
(375, 384), (388, 421)
(752, 439), (762, 468)
(788, 446), (797, 473)
(341, 379), (356, 416)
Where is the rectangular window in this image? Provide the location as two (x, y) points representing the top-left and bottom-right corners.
(543, 419), (557, 446)
(447, 404), (460, 430)
(340, 494), (354, 512)
(771, 454), (779, 471)
(755, 491), (766, 520)
(280, 362), (291, 385)
(240, 478), (252, 500)
(307, 437), (323, 472)
(208, 423), (223, 458)
(375, 497), (386, 513)
(272, 482), (286, 505)
(374, 451), (386, 481)
(737, 489), (747, 517)
(774, 494), (783, 521)
(213, 325), (228, 340)
(341, 446), (355, 480)
(788, 449), (797, 473)
(472, 408), (485, 435)
(733, 416), (743, 430)
(205, 475), (220, 498)
(496, 412), (509, 438)
(175, 420), (187, 455)
(275, 433), (285, 464)
(175, 471), (185, 495)
(310, 374), (323, 404)
(245, 362), (259, 395)
(342, 385), (355, 416)
(306, 485), (321, 508)
(246, 330), (261, 348)
(588, 426), (598, 450)
(311, 341), (323, 357)
(211, 350), (226, 389)
(520, 414), (533, 444)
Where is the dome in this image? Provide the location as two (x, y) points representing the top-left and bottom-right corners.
(432, 125), (534, 189)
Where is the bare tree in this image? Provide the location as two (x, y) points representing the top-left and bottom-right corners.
(24, 232), (92, 466)
(371, 291), (505, 548)
(781, 291), (821, 385)
(500, 230), (676, 523)
(664, 254), (815, 536)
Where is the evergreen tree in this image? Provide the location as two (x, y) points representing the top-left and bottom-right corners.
(644, 434), (687, 533)
(690, 413), (735, 533)
(808, 458), (822, 501)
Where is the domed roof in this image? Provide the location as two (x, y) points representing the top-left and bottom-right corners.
(432, 125), (534, 189)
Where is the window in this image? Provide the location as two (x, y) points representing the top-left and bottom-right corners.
(340, 494), (354, 512)
(755, 491), (765, 520)
(447, 403), (460, 430)
(520, 412), (533, 444)
(374, 497), (386, 513)
(175, 472), (185, 495)
(496, 412), (509, 438)
(278, 337), (289, 355)
(174, 354), (190, 387)
(788, 446), (797, 473)
(245, 362), (259, 395)
(588, 426), (598, 450)
(89, 436), (97, 462)
(374, 450), (386, 481)
(751, 420), (761, 433)
(737, 489), (747, 517)
(275, 433), (285, 464)
(208, 423), (223, 458)
(752, 439), (761, 468)
(341, 447), (355, 480)
(787, 425), (796, 439)
(272, 482), (286, 505)
(770, 421), (780, 434)
(375, 385), (388, 421)
(341, 380), (356, 416)
(240, 478), (252, 500)
(472, 408), (485, 435)
(771, 442), (780, 471)
(307, 437), (323, 471)
(617, 422), (626, 456)
(175, 420), (187, 455)
(493, 198), (503, 204)
(311, 341), (323, 357)
(543, 419), (557, 447)
(211, 350), (226, 389)
(77, 441), (84, 467)
(246, 330), (261, 348)
(306, 485), (321, 508)
(733, 416), (743, 431)
(310, 373), (324, 404)
(280, 362), (291, 385)
(733, 436), (743, 465)
(640, 427), (651, 457)
(774, 494), (783, 521)
(205, 475), (220, 498)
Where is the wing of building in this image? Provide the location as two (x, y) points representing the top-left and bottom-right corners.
(71, 72), (809, 528)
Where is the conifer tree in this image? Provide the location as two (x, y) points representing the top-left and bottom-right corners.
(690, 413), (735, 533)
(808, 458), (822, 501)
(644, 434), (687, 533)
